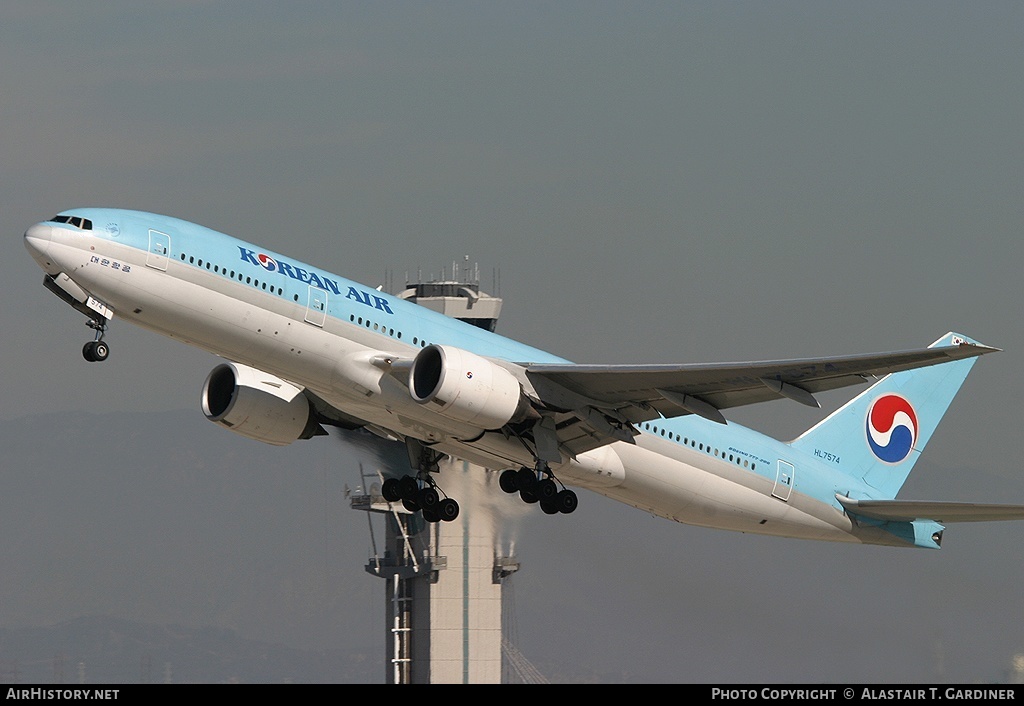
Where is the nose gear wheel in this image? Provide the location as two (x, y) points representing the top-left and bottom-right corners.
(82, 317), (111, 362)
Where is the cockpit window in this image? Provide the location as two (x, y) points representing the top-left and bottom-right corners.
(50, 215), (93, 230)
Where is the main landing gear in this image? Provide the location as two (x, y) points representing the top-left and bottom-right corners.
(381, 475), (460, 523)
(82, 317), (110, 362)
(380, 442), (460, 523)
(499, 463), (578, 515)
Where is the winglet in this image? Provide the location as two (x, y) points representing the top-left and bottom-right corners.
(936, 332), (1000, 355)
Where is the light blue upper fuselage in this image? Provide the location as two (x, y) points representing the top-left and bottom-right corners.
(71, 207), (569, 367)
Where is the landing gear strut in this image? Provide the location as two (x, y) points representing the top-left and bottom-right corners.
(82, 317), (110, 362)
(499, 463), (577, 515)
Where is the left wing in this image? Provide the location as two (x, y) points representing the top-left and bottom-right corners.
(525, 337), (994, 423)
(519, 335), (996, 459)
(838, 497), (1024, 523)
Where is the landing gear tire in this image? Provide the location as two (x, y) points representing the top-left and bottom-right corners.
(520, 488), (539, 504)
(556, 489), (578, 514)
(438, 498), (459, 522)
(381, 478), (401, 502)
(536, 478), (558, 501)
(399, 475), (419, 501)
(422, 509), (440, 523)
(540, 498), (559, 515)
(499, 469), (519, 494)
(516, 466), (537, 491)
(83, 341), (109, 362)
(418, 487), (440, 511)
(402, 497), (420, 513)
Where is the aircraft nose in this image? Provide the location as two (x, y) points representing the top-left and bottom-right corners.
(24, 222), (54, 266)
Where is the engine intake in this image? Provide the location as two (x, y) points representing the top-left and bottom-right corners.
(409, 344), (529, 430)
(202, 362), (323, 446)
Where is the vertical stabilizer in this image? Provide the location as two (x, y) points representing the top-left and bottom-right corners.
(788, 333), (984, 499)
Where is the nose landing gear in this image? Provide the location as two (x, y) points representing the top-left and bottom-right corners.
(82, 317), (110, 362)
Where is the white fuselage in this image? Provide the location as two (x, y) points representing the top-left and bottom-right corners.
(25, 213), (912, 547)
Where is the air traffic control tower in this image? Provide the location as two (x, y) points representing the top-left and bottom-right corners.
(394, 258), (503, 332)
(349, 261), (541, 684)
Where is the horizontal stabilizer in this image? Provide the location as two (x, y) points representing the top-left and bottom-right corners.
(838, 496), (1024, 523)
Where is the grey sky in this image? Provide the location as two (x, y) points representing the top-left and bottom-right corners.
(3, 1), (1024, 682)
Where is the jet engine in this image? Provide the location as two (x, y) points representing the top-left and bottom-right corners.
(409, 344), (532, 430)
(202, 362), (324, 446)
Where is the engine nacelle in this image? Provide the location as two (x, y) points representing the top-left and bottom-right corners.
(202, 362), (322, 446)
(409, 344), (528, 430)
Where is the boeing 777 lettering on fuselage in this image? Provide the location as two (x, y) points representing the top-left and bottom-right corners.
(23, 209), (1024, 547)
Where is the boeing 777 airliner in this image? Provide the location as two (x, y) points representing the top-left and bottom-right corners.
(23, 209), (1024, 547)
